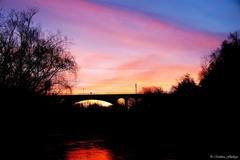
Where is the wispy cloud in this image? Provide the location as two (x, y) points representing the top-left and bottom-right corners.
(32, 0), (223, 93)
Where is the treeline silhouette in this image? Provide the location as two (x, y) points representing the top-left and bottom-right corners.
(0, 9), (76, 160)
(136, 32), (239, 110)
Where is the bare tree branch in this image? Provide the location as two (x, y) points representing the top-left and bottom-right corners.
(0, 9), (77, 95)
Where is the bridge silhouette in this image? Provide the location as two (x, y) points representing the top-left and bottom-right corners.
(48, 94), (156, 107)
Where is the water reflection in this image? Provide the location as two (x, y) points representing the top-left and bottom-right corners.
(67, 148), (112, 160)
(65, 140), (113, 160)
(48, 137), (175, 160)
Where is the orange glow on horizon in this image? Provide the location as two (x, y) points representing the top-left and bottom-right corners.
(69, 70), (199, 95)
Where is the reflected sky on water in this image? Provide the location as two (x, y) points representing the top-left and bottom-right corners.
(47, 136), (176, 160)
(65, 139), (114, 160)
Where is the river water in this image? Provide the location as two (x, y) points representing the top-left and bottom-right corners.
(48, 137), (136, 160)
(47, 135), (177, 160)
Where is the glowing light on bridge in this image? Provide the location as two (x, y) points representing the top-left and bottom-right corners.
(117, 98), (125, 106)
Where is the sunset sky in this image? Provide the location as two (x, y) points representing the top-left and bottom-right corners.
(1, 0), (240, 94)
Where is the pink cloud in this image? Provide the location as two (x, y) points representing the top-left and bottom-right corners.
(35, 0), (222, 51)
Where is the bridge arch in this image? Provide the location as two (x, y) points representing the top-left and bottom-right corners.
(73, 99), (113, 108)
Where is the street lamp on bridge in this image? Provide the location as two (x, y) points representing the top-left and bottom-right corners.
(135, 83), (137, 94)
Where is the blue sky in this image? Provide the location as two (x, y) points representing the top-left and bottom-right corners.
(91, 0), (240, 33)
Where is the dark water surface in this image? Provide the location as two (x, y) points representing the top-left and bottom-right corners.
(47, 133), (177, 160)
(47, 135), (137, 160)
(48, 138), (130, 160)
(45, 104), (239, 160)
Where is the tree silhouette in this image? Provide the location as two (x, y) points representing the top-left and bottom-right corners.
(171, 74), (198, 96)
(141, 86), (165, 94)
(0, 9), (76, 95)
(199, 32), (240, 96)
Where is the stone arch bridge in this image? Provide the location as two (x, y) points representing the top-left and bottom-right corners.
(48, 94), (154, 107)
